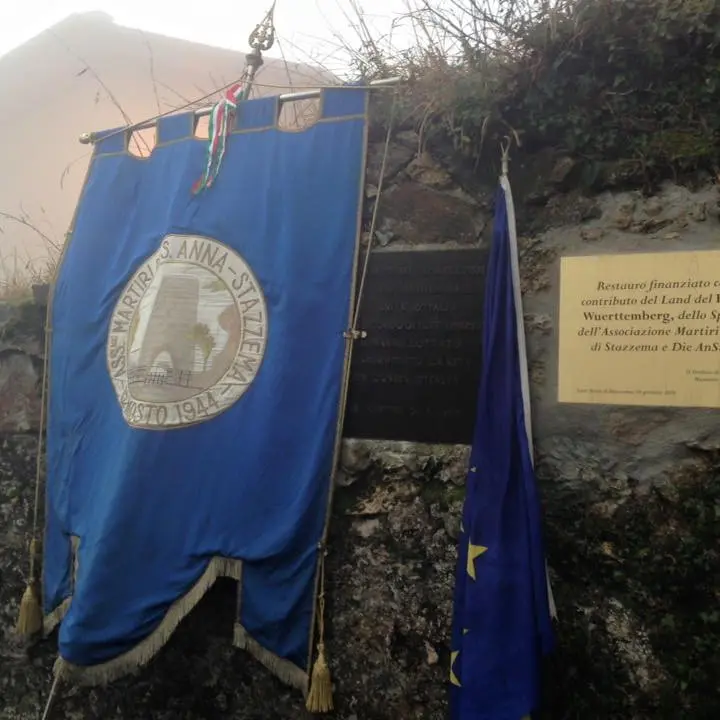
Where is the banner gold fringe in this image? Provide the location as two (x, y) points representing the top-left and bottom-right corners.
(43, 597), (71, 636)
(47, 556), (241, 686)
(233, 624), (309, 692)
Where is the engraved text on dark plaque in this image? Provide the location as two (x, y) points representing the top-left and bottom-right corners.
(344, 248), (486, 444)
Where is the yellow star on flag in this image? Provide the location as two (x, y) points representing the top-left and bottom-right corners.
(466, 541), (488, 580)
(450, 650), (461, 687)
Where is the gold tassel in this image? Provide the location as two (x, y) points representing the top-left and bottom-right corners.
(17, 582), (43, 636)
(19, 302), (50, 640)
(17, 538), (43, 637)
(306, 548), (333, 713)
(305, 641), (333, 713)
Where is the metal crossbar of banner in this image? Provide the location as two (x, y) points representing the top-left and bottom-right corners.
(77, 76), (401, 146)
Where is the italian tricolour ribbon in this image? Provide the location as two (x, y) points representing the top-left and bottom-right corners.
(192, 82), (244, 194)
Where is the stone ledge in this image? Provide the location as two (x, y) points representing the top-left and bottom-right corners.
(339, 438), (470, 487)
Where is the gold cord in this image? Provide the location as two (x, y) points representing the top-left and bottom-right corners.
(306, 90), (399, 713)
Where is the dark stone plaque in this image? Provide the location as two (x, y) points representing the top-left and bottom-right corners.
(344, 248), (487, 444)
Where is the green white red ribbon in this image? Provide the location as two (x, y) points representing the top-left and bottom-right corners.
(192, 82), (244, 194)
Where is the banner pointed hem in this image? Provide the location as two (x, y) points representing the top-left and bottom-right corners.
(233, 624), (309, 694)
(48, 556), (242, 686)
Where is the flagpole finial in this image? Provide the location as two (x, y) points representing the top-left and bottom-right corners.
(500, 136), (511, 177)
(247, 1), (277, 73)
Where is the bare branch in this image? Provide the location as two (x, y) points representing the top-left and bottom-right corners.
(139, 30), (163, 115)
(0, 210), (61, 252)
(49, 29), (151, 156)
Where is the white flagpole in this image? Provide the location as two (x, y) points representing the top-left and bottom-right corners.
(500, 143), (558, 620)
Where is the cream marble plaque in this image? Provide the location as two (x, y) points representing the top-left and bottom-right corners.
(559, 250), (720, 407)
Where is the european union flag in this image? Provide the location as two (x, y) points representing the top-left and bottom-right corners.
(450, 172), (555, 719)
(43, 88), (368, 690)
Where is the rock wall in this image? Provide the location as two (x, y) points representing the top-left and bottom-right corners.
(1, 145), (719, 719)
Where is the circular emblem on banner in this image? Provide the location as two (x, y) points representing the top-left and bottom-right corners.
(107, 234), (268, 429)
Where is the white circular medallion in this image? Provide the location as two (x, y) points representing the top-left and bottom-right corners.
(107, 234), (268, 429)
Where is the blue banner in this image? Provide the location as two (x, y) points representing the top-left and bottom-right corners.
(450, 176), (554, 719)
(43, 88), (368, 689)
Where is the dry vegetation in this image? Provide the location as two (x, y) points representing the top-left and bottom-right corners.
(347, 0), (720, 189)
(0, 211), (59, 301)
